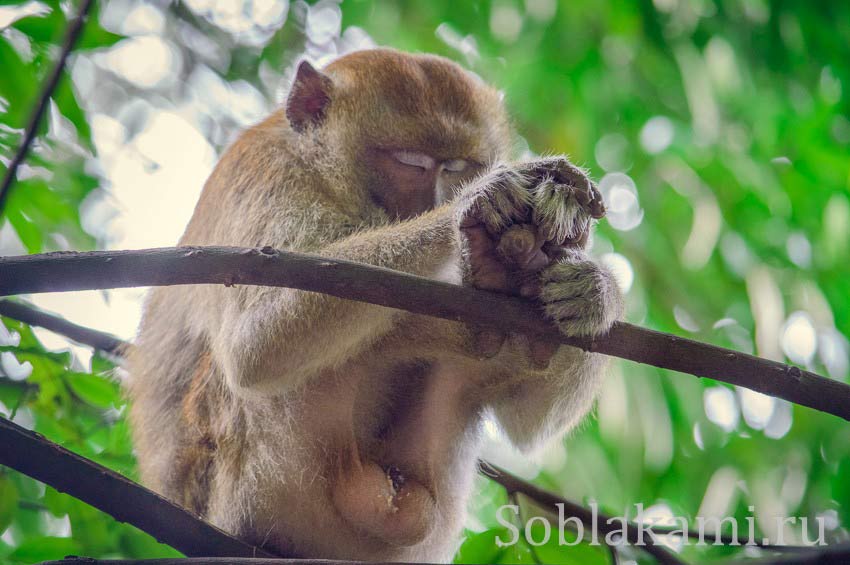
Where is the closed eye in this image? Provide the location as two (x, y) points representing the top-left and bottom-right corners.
(442, 159), (469, 173)
(392, 150), (436, 170)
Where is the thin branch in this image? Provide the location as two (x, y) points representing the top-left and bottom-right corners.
(0, 0), (95, 215)
(483, 463), (685, 565)
(0, 416), (278, 559)
(1, 246), (848, 421)
(0, 299), (125, 354)
(481, 463), (811, 555)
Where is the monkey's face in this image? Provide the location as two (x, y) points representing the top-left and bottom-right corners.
(364, 148), (483, 220)
(286, 48), (511, 221)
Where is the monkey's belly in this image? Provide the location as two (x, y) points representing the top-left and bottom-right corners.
(332, 460), (435, 546)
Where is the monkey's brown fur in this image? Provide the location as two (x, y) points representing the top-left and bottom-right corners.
(128, 48), (622, 562)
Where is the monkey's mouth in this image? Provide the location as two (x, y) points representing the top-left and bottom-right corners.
(332, 458), (436, 547)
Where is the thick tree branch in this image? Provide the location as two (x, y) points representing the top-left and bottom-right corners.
(0, 417), (277, 558)
(1, 246), (848, 421)
(0, 0), (95, 215)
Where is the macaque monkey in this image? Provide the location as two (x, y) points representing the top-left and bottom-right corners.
(127, 48), (622, 562)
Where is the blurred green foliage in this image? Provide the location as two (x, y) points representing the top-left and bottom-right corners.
(1, 0), (849, 563)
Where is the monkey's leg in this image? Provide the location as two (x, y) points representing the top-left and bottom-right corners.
(487, 345), (609, 449)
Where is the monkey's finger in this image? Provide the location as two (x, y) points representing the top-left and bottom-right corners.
(544, 159), (607, 220)
(473, 265), (508, 291)
(458, 207), (484, 228)
(587, 183), (606, 219)
(497, 225), (536, 259)
(497, 226), (553, 276)
(559, 222), (590, 249)
(531, 181), (591, 243)
(521, 249), (550, 272)
(540, 298), (590, 322)
(523, 228), (552, 271)
(529, 337), (560, 369)
(471, 254), (509, 291)
(461, 225), (497, 254)
(473, 328), (506, 359)
(568, 176), (605, 220)
(477, 188), (533, 236)
(493, 226), (531, 263)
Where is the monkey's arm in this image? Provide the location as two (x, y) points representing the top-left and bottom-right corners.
(488, 347), (608, 450)
(210, 206), (459, 396)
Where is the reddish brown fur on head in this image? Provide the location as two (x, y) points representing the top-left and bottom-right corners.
(324, 49), (509, 159)
(289, 48), (510, 162)
(285, 49), (512, 220)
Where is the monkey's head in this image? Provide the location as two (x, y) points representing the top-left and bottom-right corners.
(285, 48), (511, 220)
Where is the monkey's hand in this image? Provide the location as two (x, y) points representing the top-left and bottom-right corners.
(456, 156), (605, 290)
(456, 155), (611, 358)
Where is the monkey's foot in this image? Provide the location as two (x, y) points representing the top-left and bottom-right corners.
(332, 460), (435, 546)
(539, 253), (623, 337)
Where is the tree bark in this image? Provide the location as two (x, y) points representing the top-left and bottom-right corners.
(0, 417), (276, 558)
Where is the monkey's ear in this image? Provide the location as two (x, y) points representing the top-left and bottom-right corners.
(286, 61), (334, 133)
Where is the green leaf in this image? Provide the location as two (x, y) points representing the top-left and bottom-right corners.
(455, 528), (509, 564)
(66, 498), (112, 554)
(7, 536), (82, 562)
(76, 1), (124, 50)
(76, 23), (124, 50)
(11, 6), (65, 44)
(119, 526), (184, 558)
(533, 527), (612, 565)
(64, 372), (120, 408)
(834, 458), (850, 529)
(0, 474), (20, 534)
(0, 36), (37, 127)
(43, 486), (73, 518)
(91, 353), (117, 376)
(3, 175), (97, 252)
(53, 72), (93, 151)
(0, 382), (27, 416)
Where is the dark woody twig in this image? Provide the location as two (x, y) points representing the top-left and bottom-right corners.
(0, 416), (278, 558)
(0, 0), (96, 215)
(0, 299), (124, 355)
